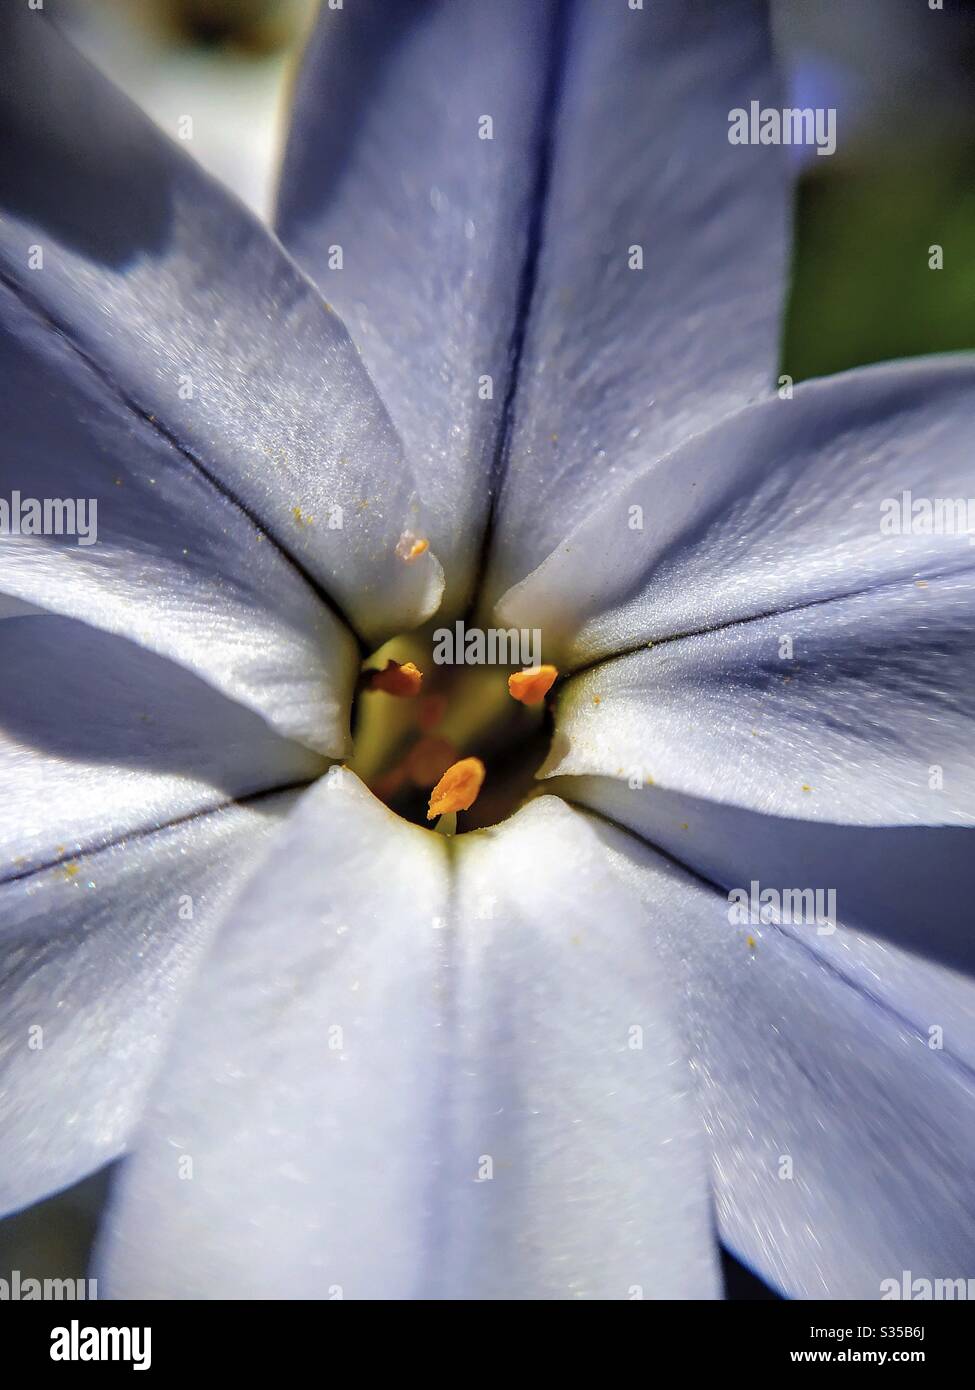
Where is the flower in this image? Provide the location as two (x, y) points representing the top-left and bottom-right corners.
(1, 0), (974, 1301)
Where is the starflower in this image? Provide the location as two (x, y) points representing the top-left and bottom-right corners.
(1, 0), (974, 1301)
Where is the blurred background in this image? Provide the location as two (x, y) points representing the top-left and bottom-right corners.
(3, 0), (975, 1299)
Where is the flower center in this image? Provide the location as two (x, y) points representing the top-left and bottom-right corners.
(348, 621), (558, 833)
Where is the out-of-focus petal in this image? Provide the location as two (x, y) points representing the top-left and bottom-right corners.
(98, 787), (718, 1299)
(484, 0), (790, 607)
(0, 790), (299, 1217)
(277, 0), (557, 615)
(542, 571), (975, 826)
(592, 813), (975, 1299)
(0, 614), (321, 875)
(0, 284), (357, 756)
(497, 357), (975, 665)
(0, 5), (442, 641)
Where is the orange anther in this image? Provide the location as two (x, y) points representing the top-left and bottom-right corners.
(365, 659), (423, 697)
(427, 757), (486, 820)
(507, 665), (558, 706)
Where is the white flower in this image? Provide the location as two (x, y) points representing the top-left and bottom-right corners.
(1, 1), (974, 1300)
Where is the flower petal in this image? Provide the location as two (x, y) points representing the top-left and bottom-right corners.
(0, 7), (441, 641)
(542, 571), (975, 826)
(0, 613), (321, 875)
(592, 813), (975, 1299)
(0, 282), (357, 756)
(0, 791), (299, 1217)
(498, 356), (975, 665)
(484, 0), (791, 606)
(277, 0), (556, 615)
(553, 777), (975, 981)
(98, 785), (718, 1298)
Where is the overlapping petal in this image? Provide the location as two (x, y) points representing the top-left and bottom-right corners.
(0, 4), (442, 641)
(558, 774), (975, 982)
(98, 786), (717, 1299)
(0, 282), (357, 756)
(593, 814), (975, 1298)
(542, 571), (975, 826)
(497, 357), (975, 666)
(277, 0), (557, 615)
(0, 614), (321, 875)
(484, 0), (791, 606)
(0, 791), (299, 1217)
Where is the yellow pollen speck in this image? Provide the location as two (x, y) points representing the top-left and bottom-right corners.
(395, 530), (428, 561)
(747, 935), (756, 950)
(915, 579), (929, 589)
(679, 822), (689, 830)
(62, 862), (80, 879)
(292, 506), (313, 526)
(801, 784), (812, 793)
(508, 665), (558, 706)
(427, 757), (486, 820)
(366, 660), (423, 698)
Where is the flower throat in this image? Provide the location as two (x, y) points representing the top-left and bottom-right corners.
(347, 620), (558, 833)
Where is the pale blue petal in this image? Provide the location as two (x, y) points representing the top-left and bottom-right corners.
(543, 572), (975, 826)
(0, 7), (442, 640)
(98, 787), (718, 1299)
(555, 776), (975, 980)
(498, 357), (975, 665)
(0, 283), (357, 756)
(593, 813), (975, 1299)
(0, 791), (299, 1217)
(0, 614), (321, 875)
(277, 0), (556, 615)
(485, 0), (790, 606)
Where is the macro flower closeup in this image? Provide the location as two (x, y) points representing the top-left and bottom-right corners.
(2, 0), (975, 1305)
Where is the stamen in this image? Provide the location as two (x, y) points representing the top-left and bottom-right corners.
(427, 756), (486, 820)
(364, 659), (423, 697)
(507, 665), (558, 706)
